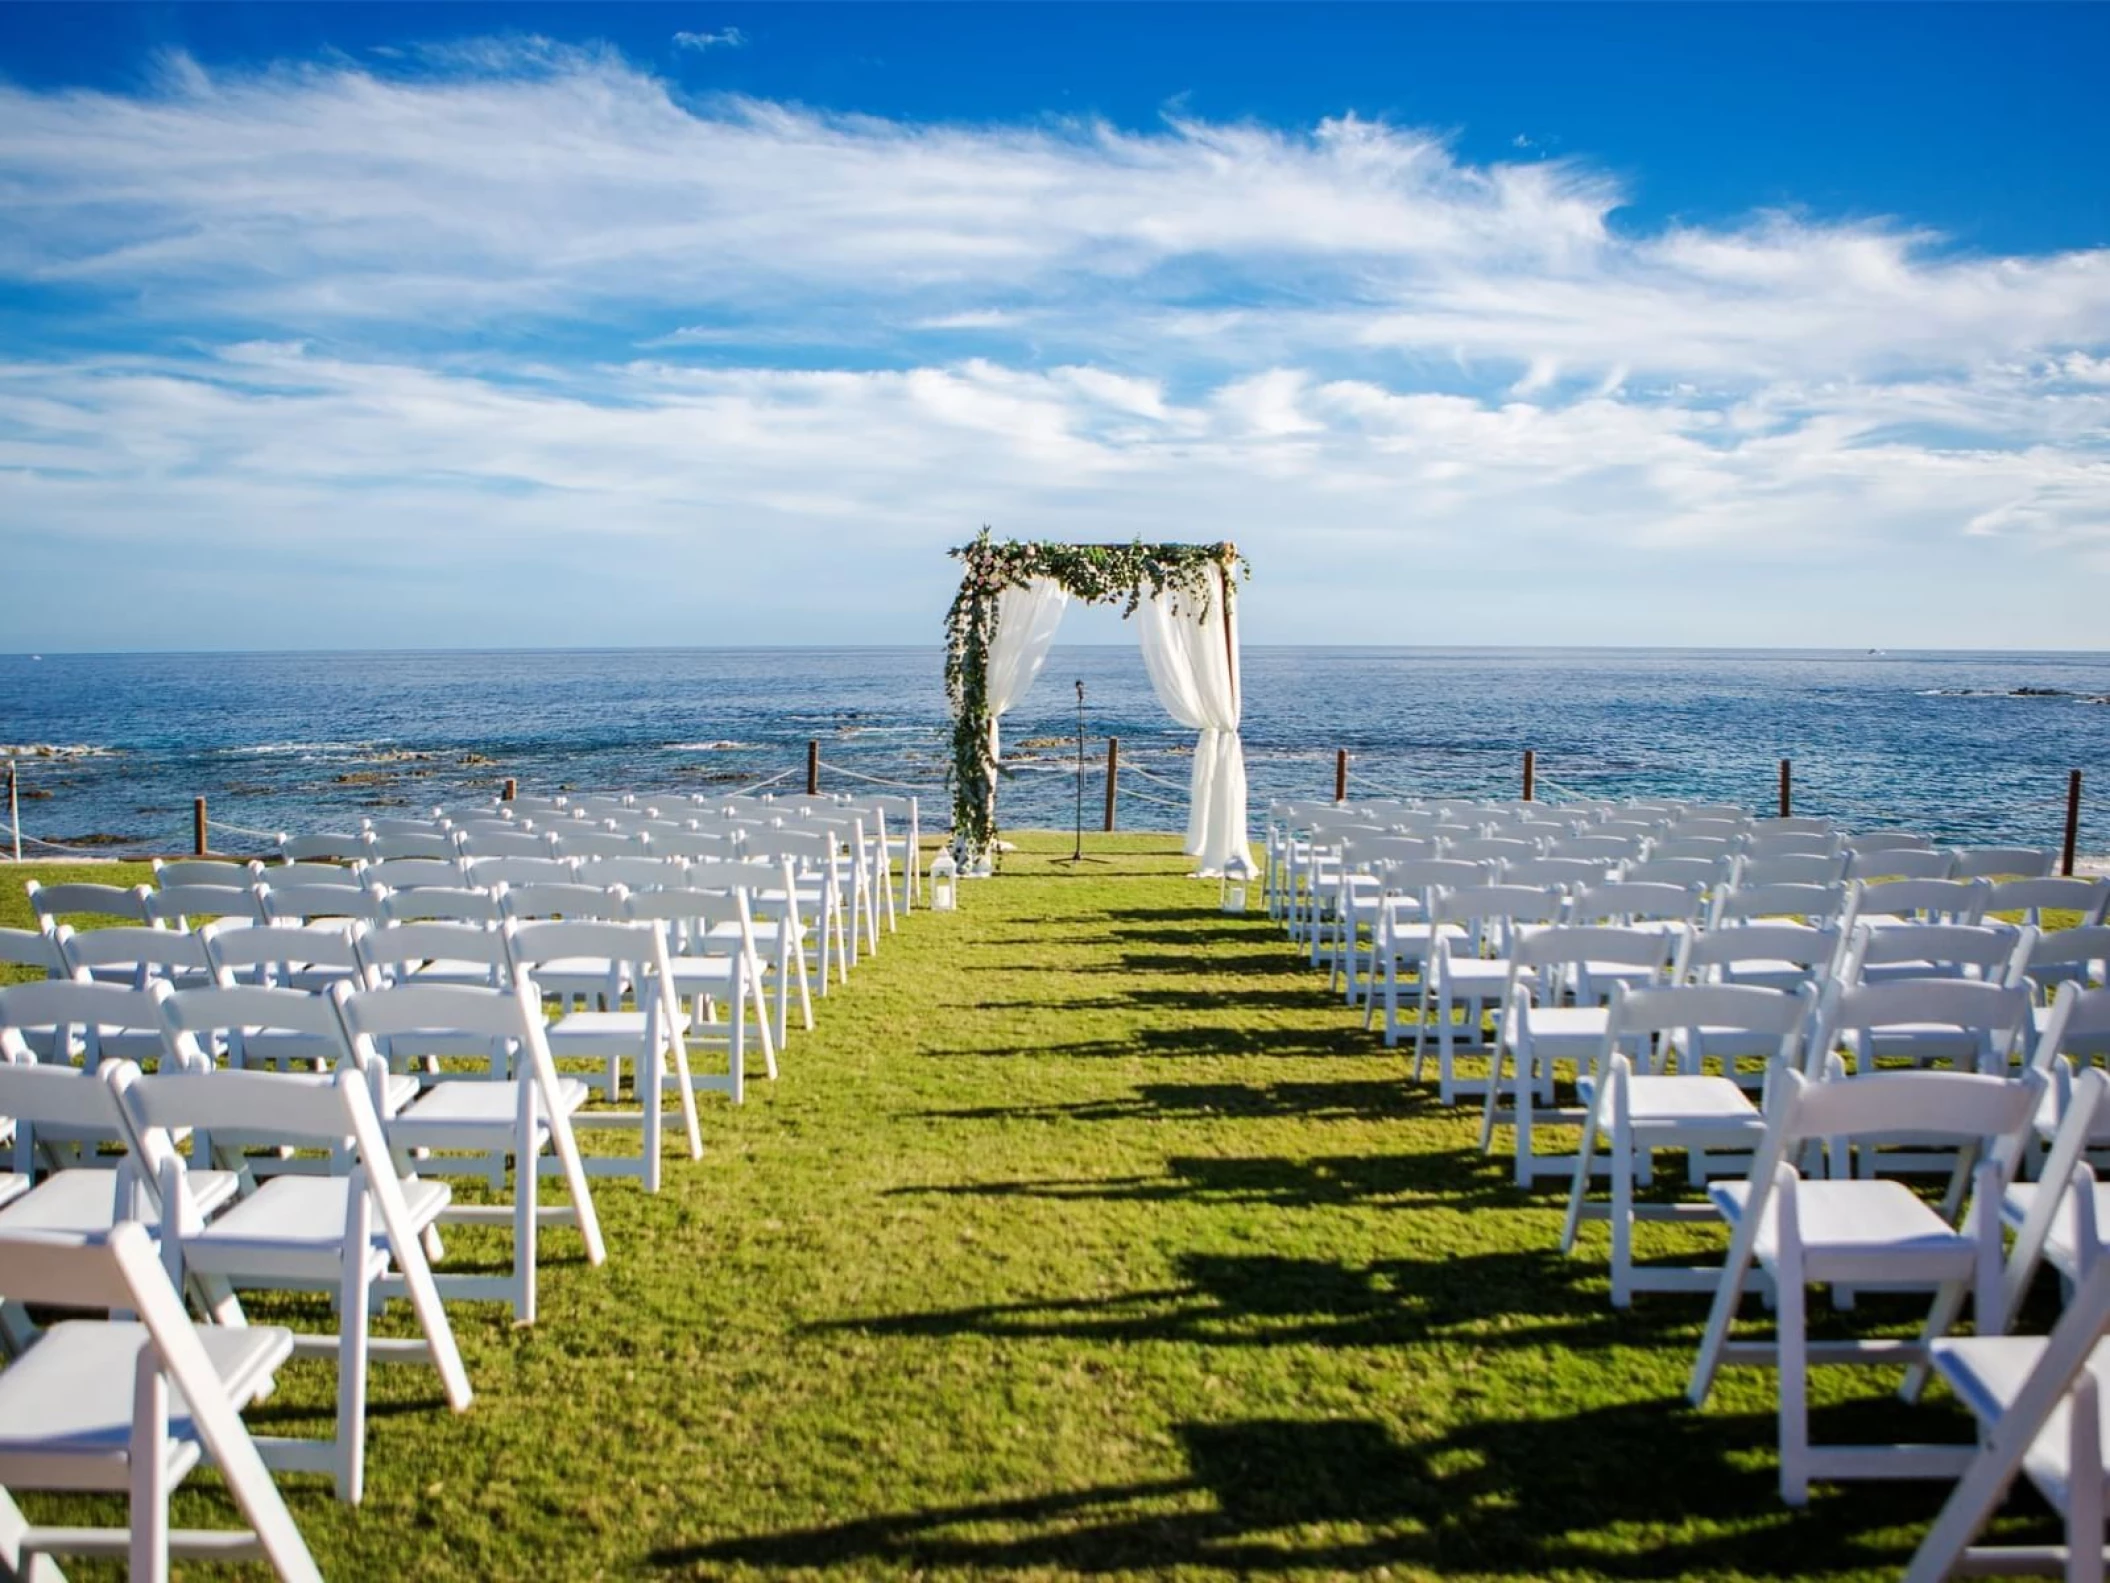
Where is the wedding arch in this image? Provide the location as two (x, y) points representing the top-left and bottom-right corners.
(943, 530), (1255, 876)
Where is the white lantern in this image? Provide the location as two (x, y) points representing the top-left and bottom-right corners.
(929, 848), (958, 911)
(1219, 872), (1248, 913)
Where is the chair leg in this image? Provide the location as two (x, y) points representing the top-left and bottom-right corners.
(1776, 1187), (1810, 1506)
(1609, 1100), (1635, 1308)
(131, 1342), (172, 1583)
(337, 1238), (371, 1504)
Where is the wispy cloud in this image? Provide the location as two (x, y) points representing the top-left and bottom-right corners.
(0, 44), (2103, 646)
(672, 27), (745, 52)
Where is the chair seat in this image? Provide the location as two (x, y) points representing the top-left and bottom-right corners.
(0, 1172), (26, 1208)
(1622, 1075), (1763, 1126)
(1514, 1006), (1613, 1049)
(1443, 958), (1512, 987)
(2002, 1181), (2110, 1272)
(0, 1319), (293, 1476)
(1932, 1335), (2110, 1517)
(1714, 1178), (1969, 1269)
(185, 1175), (452, 1273)
(395, 1076), (589, 1130)
(0, 1167), (241, 1235)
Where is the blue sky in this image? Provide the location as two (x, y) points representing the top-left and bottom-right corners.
(1, 2), (2106, 650)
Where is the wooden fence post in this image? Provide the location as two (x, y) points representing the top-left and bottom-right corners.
(2064, 769), (2084, 878)
(193, 797), (208, 858)
(1103, 737), (1119, 832)
(1522, 750), (1536, 803)
(502, 778), (517, 802)
(6, 760), (18, 863)
(806, 740), (820, 798)
(1334, 749), (1348, 803)
(1779, 759), (1792, 819)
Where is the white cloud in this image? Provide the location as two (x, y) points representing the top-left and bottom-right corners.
(672, 27), (746, 52)
(0, 43), (2102, 646)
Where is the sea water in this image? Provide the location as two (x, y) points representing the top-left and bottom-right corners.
(0, 647), (2104, 857)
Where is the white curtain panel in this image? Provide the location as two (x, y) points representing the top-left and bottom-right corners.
(984, 576), (1070, 761)
(1137, 563), (1255, 877)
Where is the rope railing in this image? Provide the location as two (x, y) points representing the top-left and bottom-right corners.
(1120, 760), (1190, 792)
(1118, 782), (1188, 810)
(812, 758), (945, 793)
(206, 818), (288, 841)
(0, 820), (120, 859)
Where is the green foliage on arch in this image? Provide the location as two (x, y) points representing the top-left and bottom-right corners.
(944, 529), (1248, 863)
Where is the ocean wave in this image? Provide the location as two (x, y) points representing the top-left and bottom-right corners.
(1920, 686), (2110, 703)
(665, 740), (757, 752)
(0, 743), (115, 759)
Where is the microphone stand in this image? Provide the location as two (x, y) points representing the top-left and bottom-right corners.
(1053, 678), (1106, 867)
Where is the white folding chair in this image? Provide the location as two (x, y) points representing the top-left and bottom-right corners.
(337, 982), (606, 1325)
(501, 919), (702, 1192)
(1560, 982), (1812, 1306)
(117, 1054), (473, 1505)
(1361, 859), (1490, 1043)
(1952, 846), (2058, 880)
(0, 1222), (322, 1583)
(1479, 924), (1681, 1185)
(621, 888), (775, 1102)
(1413, 884), (1567, 1106)
(1687, 1066), (2044, 1504)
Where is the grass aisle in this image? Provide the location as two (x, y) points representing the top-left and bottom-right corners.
(7, 843), (1993, 1578)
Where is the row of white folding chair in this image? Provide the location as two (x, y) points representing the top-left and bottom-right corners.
(0, 1221), (326, 1579)
(2, 974), (607, 1330)
(0, 987), (473, 1506)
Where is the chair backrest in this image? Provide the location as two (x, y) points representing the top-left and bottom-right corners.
(1549, 834), (1647, 863)
(743, 828), (835, 868)
(1740, 832), (1843, 861)
(454, 828), (561, 859)
(683, 859), (791, 896)
(1815, 977), (2034, 1073)
(549, 827), (651, 859)
(1845, 846), (1959, 881)
(338, 979), (543, 1046)
(353, 921), (512, 985)
(461, 855), (579, 889)
(152, 858), (262, 889)
(1601, 981), (1812, 1072)
(1986, 876), (2110, 928)
(365, 831), (460, 861)
(1565, 882), (1702, 926)
(1344, 834), (1438, 870)
(145, 883), (266, 927)
(379, 886), (504, 925)
(363, 857), (468, 892)
(0, 1052), (140, 1132)
(2026, 925), (2110, 988)
(1846, 877), (1989, 927)
(574, 855), (691, 891)
(1649, 837), (1741, 863)
(259, 883), (387, 925)
(1617, 857), (1727, 890)
(199, 920), (368, 985)
(621, 886), (758, 953)
(1775, 1064), (2041, 1147)
(59, 925), (215, 982)
(1748, 816), (1837, 837)
(1678, 923), (1841, 982)
(1428, 883), (1569, 931)
(0, 979), (183, 1074)
(1847, 830), (1937, 854)
(1837, 920), (2034, 986)
(258, 860), (369, 888)
(1734, 851), (1849, 887)
(25, 880), (153, 927)
(279, 832), (372, 863)
(646, 828), (738, 862)
(1949, 847), (2055, 880)
(1510, 924), (1679, 973)
(364, 816), (448, 837)
(502, 918), (675, 989)
(1709, 880), (1847, 927)
(1497, 856), (1616, 890)
(498, 882), (628, 921)
(160, 982), (357, 1052)
(1439, 836), (1543, 865)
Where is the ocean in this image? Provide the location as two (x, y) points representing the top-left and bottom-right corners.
(1, 647), (2105, 859)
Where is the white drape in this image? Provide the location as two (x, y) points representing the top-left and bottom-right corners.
(984, 576), (1069, 762)
(1136, 564), (1255, 877)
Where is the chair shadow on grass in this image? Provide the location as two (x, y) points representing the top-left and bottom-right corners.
(813, 1245), (1692, 1352)
(894, 1144), (1515, 1211)
(649, 1403), (1935, 1577)
(915, 1076), (1444, 1125)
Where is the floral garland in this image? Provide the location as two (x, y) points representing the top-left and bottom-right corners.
(944, 529), (1249, 866)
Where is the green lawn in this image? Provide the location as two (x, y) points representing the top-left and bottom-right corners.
(1, 840), (2051, 1580)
